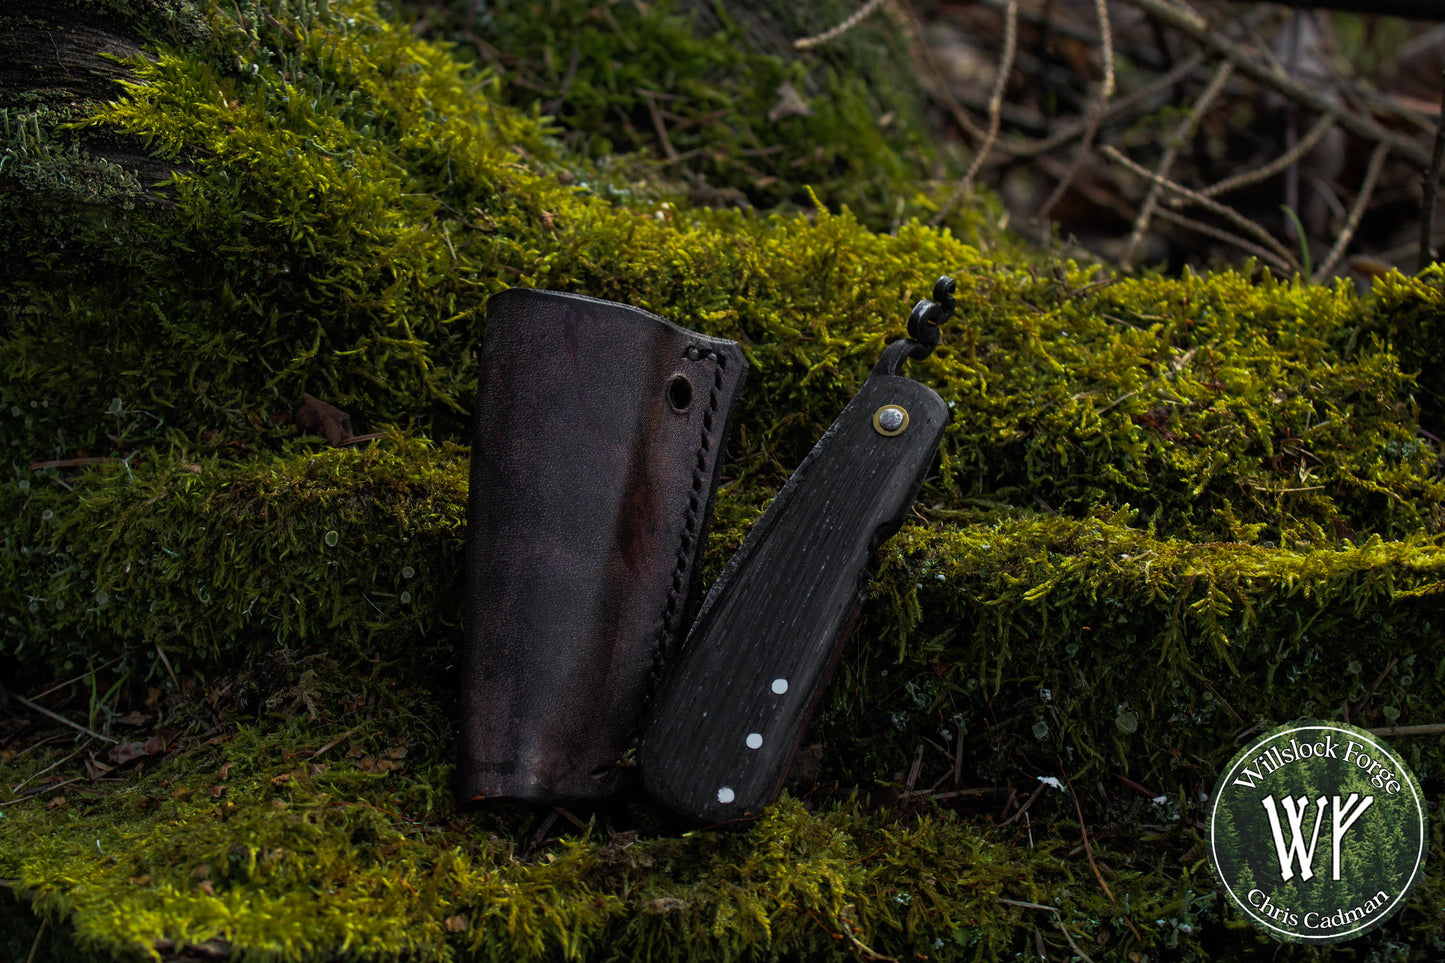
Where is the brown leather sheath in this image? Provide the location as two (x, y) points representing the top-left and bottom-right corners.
(457, 288), (747, 804)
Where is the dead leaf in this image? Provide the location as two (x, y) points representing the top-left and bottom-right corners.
(108, 741), (154, 766)
(115, 711), (150, 726)
(294, 393), (353, 446)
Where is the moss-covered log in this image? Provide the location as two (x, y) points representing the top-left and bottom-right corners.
(5, 1), (1445, 960)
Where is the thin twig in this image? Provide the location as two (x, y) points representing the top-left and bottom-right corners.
(0, 777), (84, 806)
(895, 0), (987, 143)
(997, 899), (1098, 963)
(973, 0), (1018, 189)
(1103, 144), (1300, 272)
(11, 739), (92, 794)
(26, 918), (45, 963)
(1356, 655), (1401, 716)
(27, 456), (131, 470)
(1009, 52), (1208, 160)
(1420, 71), (1445, 272)
(637, 89), (679, 163)
(8, 692), (118, 744)
(837, 904), (899, 963)
(794, 0), (890, 51)
(29, 658), (122, 703)
(1035, 0), (1116, 224)
(1065, 778), (1115, 905)
(1148, 206), (1293, 274)
(154, 641), (181, 691)
(309, 722), (365, 759)
(1199, 113), (1337, 199)
(935, 0), (1017, 223)
(905, 743), (924, 790)
(999, 785), (1042, 826)
(1064, 775), (1144, 941)
(1122, 60), (1235, 268)
(1313, 142), (1389, 282)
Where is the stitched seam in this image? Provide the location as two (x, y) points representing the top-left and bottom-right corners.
(641, 347), (726, 720)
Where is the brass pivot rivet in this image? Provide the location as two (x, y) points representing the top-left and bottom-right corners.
(873, 404), (909, 436)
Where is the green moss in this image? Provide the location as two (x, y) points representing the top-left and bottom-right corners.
(828, 517), (1445, 798)
(2, 437), (466, 681)
(0, 680), (1231, 962)
(441, 0), (944, 229)
(5, 0), (1445, 959)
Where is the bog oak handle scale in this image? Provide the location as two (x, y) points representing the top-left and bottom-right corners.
(639, 356), (948, 823)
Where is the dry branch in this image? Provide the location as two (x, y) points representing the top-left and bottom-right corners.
(1115, 0), (1433, 170)
(1314, 142), (1390, 282)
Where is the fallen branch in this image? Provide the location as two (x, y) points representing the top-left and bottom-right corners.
(1115, 0), (1433, 170)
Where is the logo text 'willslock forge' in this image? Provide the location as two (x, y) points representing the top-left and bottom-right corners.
(1209, 723), (1426, 943)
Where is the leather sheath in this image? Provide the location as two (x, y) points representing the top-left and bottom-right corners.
(458, 288), (747, 805)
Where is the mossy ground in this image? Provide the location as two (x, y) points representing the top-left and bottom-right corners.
(5, 1), (1445, 960)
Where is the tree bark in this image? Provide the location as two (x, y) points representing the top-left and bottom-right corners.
(0, 2), (188, 193)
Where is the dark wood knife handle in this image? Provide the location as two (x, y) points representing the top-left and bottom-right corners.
(639, 361), (948, 822)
